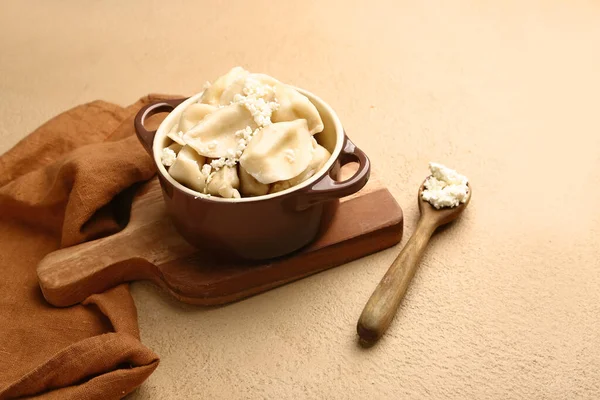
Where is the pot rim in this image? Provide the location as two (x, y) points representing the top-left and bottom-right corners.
(152, 87), (345, 203)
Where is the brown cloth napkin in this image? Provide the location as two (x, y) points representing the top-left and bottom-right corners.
(0, 95), (174, 399)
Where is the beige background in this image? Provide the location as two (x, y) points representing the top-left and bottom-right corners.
(2, 0), (600, 399)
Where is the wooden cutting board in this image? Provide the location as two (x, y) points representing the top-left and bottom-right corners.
(37, 168), (403, 307)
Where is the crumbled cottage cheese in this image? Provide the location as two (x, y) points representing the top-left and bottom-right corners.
(161, 148), (177, 167)
(201, 164), (212, 176)
(421, 162), (469, 209)
(232, 76), (279, 127)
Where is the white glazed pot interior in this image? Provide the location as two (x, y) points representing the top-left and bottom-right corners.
(153, 87), (345, 203)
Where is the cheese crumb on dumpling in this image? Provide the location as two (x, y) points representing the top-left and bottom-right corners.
(161, 148), (177, 167)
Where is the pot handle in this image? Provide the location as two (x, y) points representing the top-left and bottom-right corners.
(134, 98), (187, 156)
(294, 135), (371, 210)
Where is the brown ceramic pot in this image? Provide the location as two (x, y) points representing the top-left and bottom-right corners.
(134, 88), (370, 260)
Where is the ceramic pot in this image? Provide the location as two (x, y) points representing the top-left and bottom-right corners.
(134, 88), (370, 260)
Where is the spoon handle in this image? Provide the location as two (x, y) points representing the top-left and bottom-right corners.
(357, 216), (437, 343)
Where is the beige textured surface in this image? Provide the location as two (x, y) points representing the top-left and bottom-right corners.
(2, 1), (600, 399)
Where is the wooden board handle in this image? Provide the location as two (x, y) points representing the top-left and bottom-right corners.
(357, 217), (436, 343)
(37, 230), (155, 307)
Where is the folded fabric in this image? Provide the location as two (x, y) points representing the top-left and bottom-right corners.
(0, 95), (177, 399)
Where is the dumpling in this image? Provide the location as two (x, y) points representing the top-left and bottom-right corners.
(220, 73), (279, 105)
(167, 142), (183, 154)
(179, 103), (217, 133)
(219, 76), (249, 106)
(239, 119), (313, 184)
(183, 104), (257, 158)
(246, 73), (280, 87)
(207, 166), (240, 199)
(200, 67), (249, 105)
(168, 145), (208, 193)
(167, 123), (185, 145)
(270, 138), (331, 193)
(272, 84), (324, 135)
(239, 166), (270, 196)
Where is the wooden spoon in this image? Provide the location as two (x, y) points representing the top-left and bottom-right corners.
(356, 180), (471, 344)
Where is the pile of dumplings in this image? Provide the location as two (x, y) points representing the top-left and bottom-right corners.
(160, 67), (332, 199)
